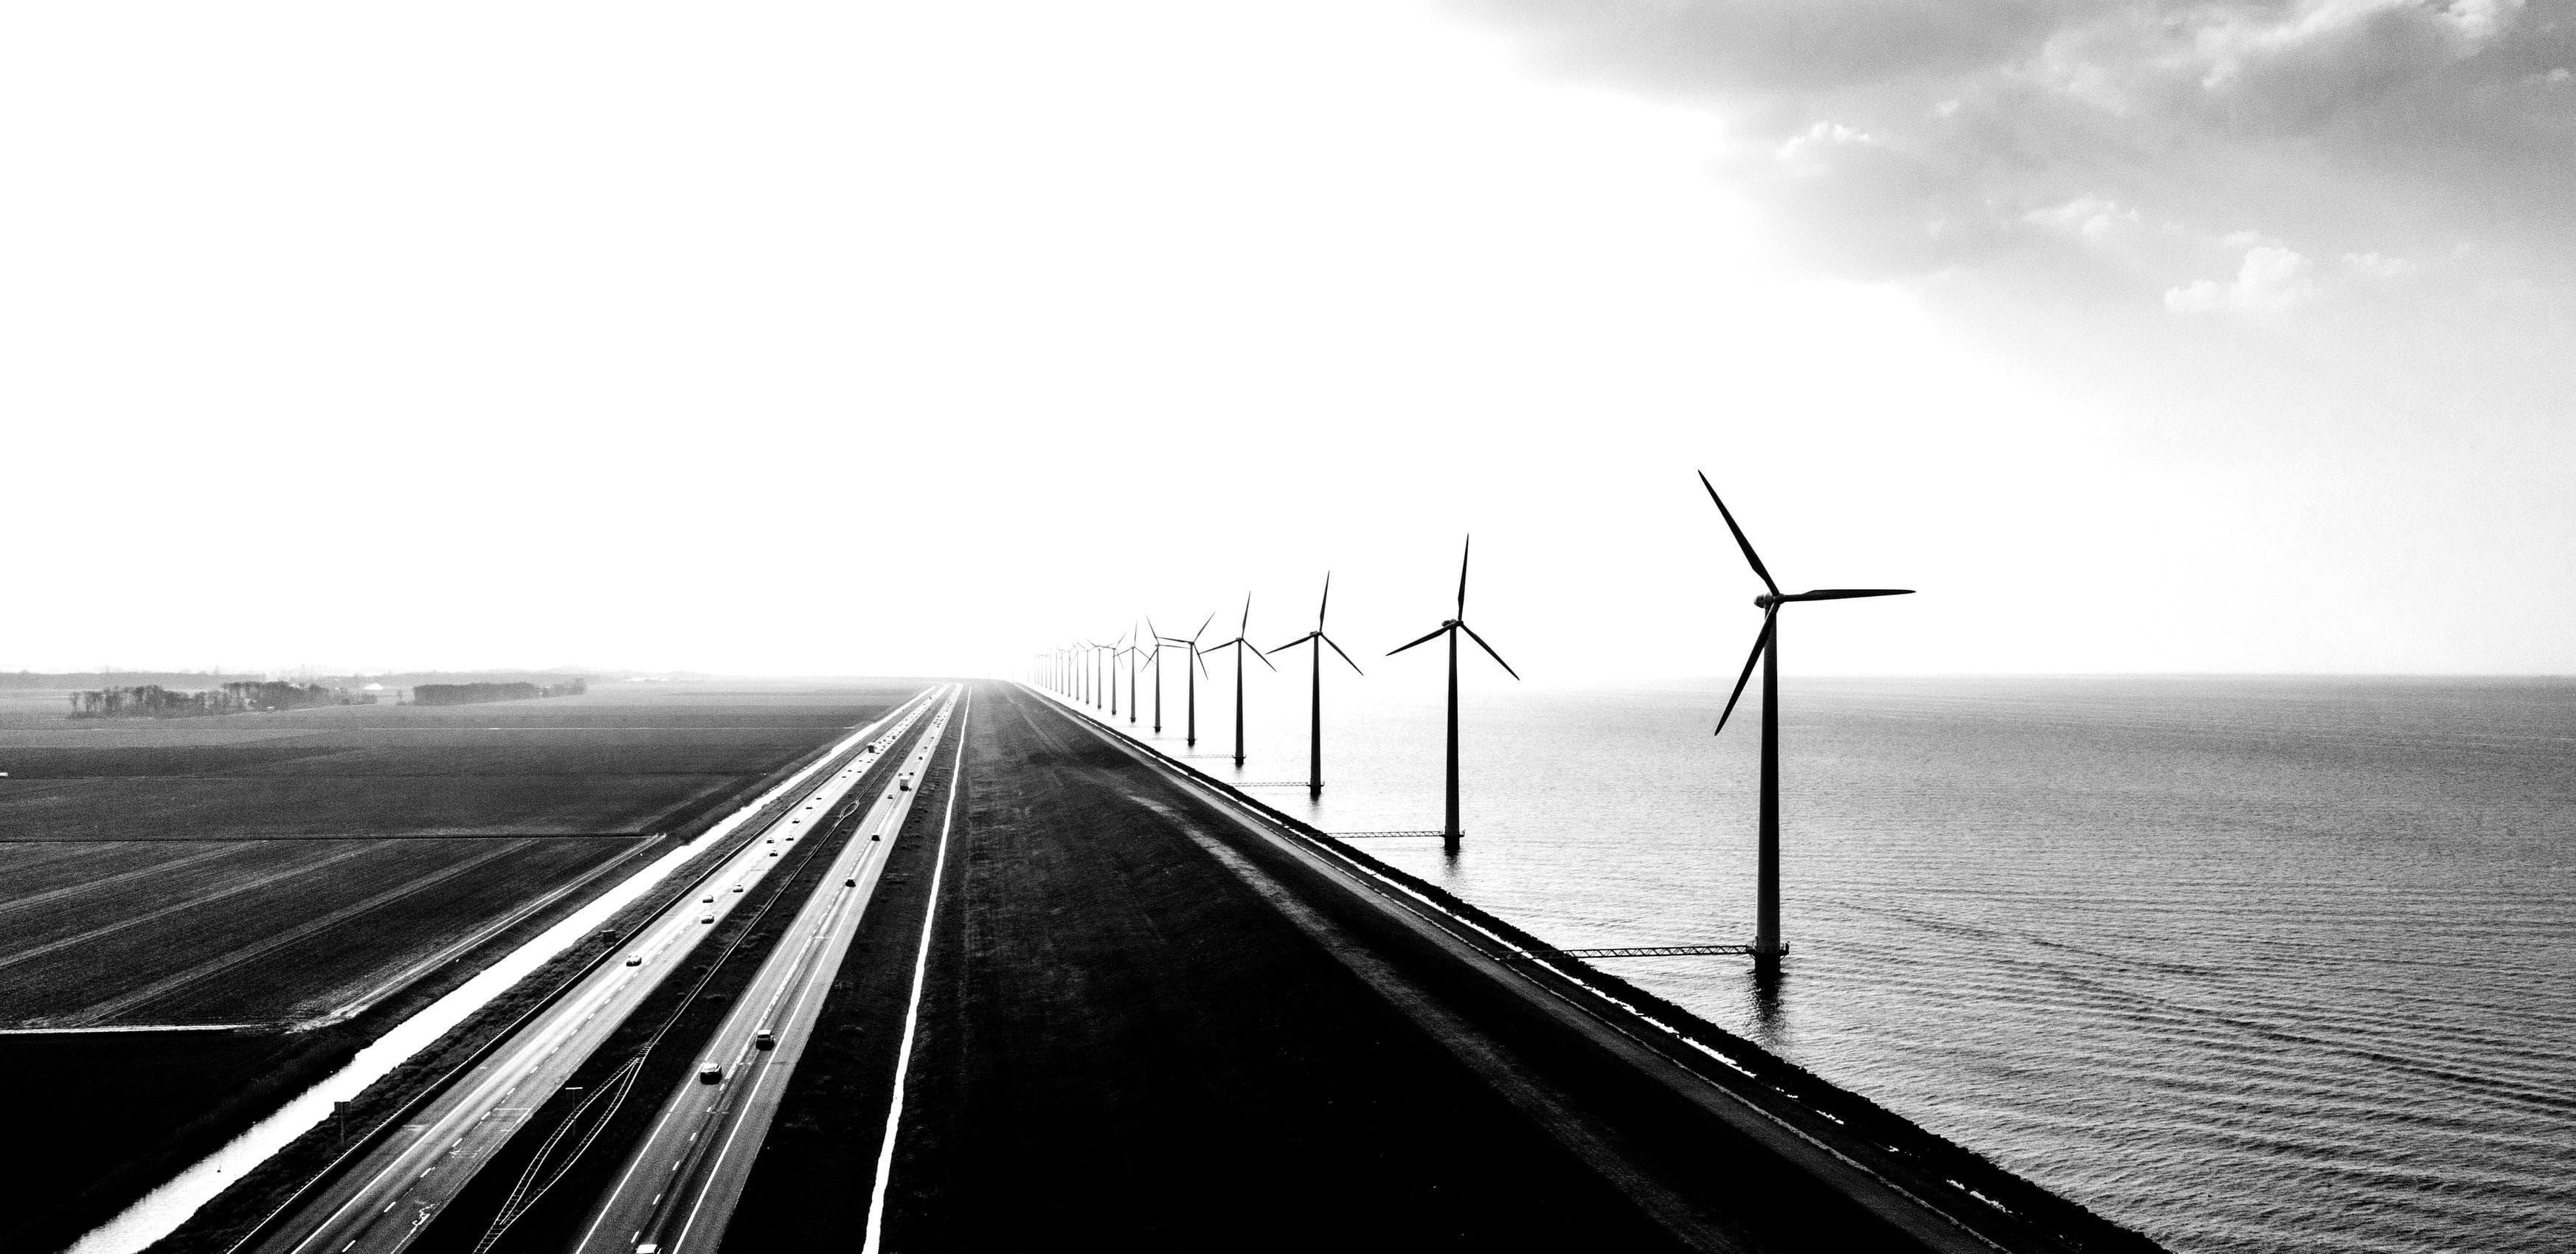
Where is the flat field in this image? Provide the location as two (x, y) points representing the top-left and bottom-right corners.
(0, 836), (636, 1028)
(0, 682), (924, 1030)
(0, 682), (915, 841)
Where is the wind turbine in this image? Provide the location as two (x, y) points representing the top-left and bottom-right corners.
(1700, 472), (1914, 974)
(1090, 631), (1128, 718)
(1267, 573), (1363, 795)
(1388, 538), (1517, 853)
(1143, 617), (1170, 733)
(1120, 623), (1149, 724)
(1158, 613), (1216, 746)
(1201, 593), (1274, 769)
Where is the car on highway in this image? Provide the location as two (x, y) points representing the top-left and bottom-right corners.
(626, 955), (643, 966)
(702, 895), (714, 903)
(697, 1064), (722, 1084)
(845, 877), (856, 887)
(755, 1029), (775, 1050)
(732, 884), (744, 892)
(701, 915), (714, 924)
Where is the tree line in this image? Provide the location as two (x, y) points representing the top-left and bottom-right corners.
(68, 682), (364, 719)
(412, 679), (587, 706)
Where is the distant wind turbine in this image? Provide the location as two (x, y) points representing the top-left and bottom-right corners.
(1267, 573), (1363, 796)
(1143, 617), (1171, 733)
(1201, 593), (1275, 769)
(1090, 630), (1130, 718)
(1119, 623), (1149, 724)
(1700, 471), (1914, 974)
(1388, 538), (1517, 853)
(1159, 612), (1216, 746)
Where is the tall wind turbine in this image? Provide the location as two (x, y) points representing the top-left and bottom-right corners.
(1159, 613), (1215, 746)
(1700, 472), (1914, 974)
(1120, 623), (1148, 724)
(1388, 538), (1517, 853)
(1143, 617), (1169, 734)
(1091, 631), (1129, 718)
(1268, 573), (1363, 795)
(1201, 594), (1275, 769)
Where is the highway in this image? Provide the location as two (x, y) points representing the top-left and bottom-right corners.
(246, 685), (953, 1254)
(560, 687), (968, 1254)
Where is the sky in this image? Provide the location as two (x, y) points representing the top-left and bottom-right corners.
(3, 1), (2569, 679)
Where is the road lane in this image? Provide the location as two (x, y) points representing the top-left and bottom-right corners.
(246, 685), (952, 1254)
(563, 687), (967, 1254)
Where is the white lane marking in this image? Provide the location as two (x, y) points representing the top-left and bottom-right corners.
(271, 692), (946, 1254)
(516, 686), (960, 1254)
(861, 690), (972, 1254)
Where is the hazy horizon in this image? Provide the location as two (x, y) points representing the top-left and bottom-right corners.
(7, 2), (2567, 680)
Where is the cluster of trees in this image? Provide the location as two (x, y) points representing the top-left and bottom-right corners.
(67, 682), (361, 719)
(412, 678), (586, 706)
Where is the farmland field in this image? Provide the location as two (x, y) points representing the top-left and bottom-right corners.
(0, 680), (925, 1254)
(0, 681), (925, 1024)
(0, 836), (638, 1028)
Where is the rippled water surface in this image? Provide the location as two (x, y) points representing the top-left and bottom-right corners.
(1086, 673), (2576, 1253)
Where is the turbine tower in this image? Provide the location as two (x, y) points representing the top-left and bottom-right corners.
(1143, 617), (1170, 733)
(1388, 538), (1517, 854)
(1120, 623), (1149, 724)
(1091, 631), (1129, 718)
(1201, 593), (1274, 769)
(1267, 572), (1363, 796)
(1700, 472), (1914, 974)
(1158, 613), (1216, 746)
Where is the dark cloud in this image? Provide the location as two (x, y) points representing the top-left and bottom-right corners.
(1450, 0), (2083, 96)
(1450, 0), (2576, 297)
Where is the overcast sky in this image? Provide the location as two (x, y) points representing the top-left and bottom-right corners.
(4, 1), (2569, 679)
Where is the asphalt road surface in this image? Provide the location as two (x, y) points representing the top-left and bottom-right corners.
(561, 687), (966, 1254)
(246, 685), (949, 1254)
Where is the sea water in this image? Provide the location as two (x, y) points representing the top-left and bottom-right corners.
(1095, 672), (2576, 1253)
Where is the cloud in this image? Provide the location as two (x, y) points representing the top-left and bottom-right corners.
(1450, 0), (2576, 301)
(2164, 245), (2318, 314)
(2026, 194), (2142, 243)
(2341, 250), (2418, 279)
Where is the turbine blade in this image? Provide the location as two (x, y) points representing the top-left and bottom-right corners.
(1698, 471), (1781, 596)
(1323, 634), (1365, 676)
(1240, 592), (1251, 636)
(1457, 536), (1471, 616)
(1318, 572), (1331, 631)
(1146, 615), (1161, 642)
(1194, 612), (1215, 643)
(1269, 633), (1318, 654)
(1715, 611), (1776, 735)
(1387, 624), (1448, 657)
(1253, 645), (1278, 671)
(1458, 621), (1520, 680)
(1786, 588), (1917, 601)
